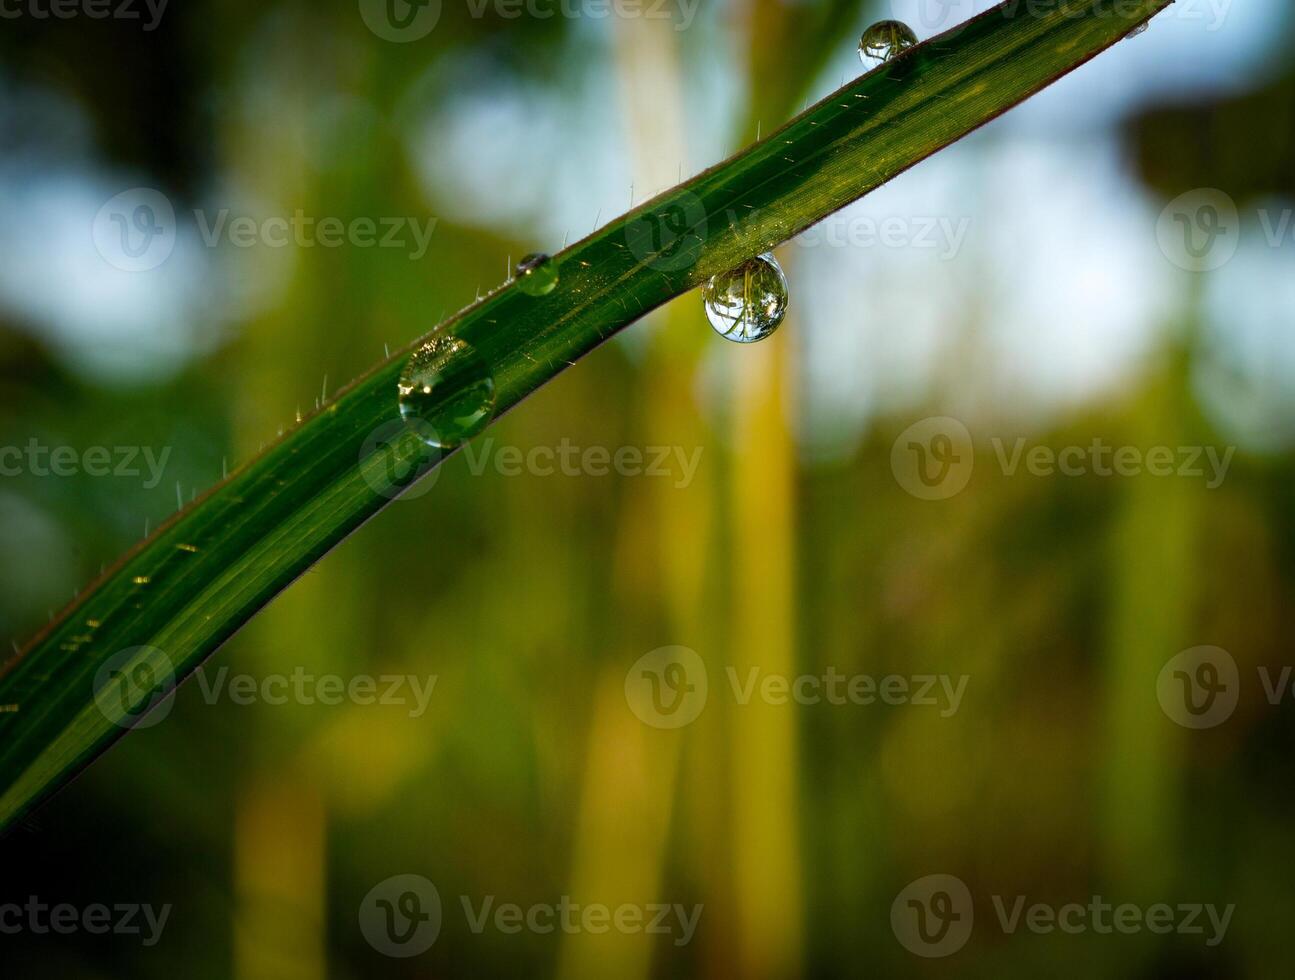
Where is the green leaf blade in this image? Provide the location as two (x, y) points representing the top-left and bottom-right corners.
(0, 0), (1172, 830)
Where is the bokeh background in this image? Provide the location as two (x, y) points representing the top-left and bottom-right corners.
(3, 0), (1294, 975)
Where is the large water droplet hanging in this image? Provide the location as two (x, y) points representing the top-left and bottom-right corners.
(1126, 21), (1149, 38)
(397, 336), (497, 448)
(858, 20), (917, 69)
(516, 253), (559, 296)
(702, 252), (789, 344)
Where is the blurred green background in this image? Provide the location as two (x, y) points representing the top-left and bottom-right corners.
(2, 0), (1294, 975)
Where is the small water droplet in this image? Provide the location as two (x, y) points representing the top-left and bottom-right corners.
(132, 575), (151, 585)
(858, 20), (917, 69)
(516, 253), (558, 296)
(702, 252), (789, 344)
(1126, 21), (1148, 38)
(397, 336), (497, 448)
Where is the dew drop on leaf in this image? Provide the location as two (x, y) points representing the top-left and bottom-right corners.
(1126, 21), (1149, 38)
(515, 253), (559, 296)
(397, 336), (497, 448)
(702, 252), (788, 344)
(858, 20), (918, 69)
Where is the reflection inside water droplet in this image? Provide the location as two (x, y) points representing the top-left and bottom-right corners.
(702, 252), (789, 344)
(397, 336), (497, 448)
(858, 20), (918, 69)
(516, 253), (559, 296)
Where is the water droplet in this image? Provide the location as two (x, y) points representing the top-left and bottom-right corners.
(1126, 21), (1148, 38)
(397, 336), (497, 448)
(516, 253), (558, 296)
(858, 20), (917, 69)
(702, 252), (789, 344)
(132, 576), (151, 585)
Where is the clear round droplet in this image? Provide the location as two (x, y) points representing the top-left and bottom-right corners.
(397, 336), (497, 448)
(702, 252), (789, 344)
(858, 20), (918, 69)
(516, 252), (558, 296)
